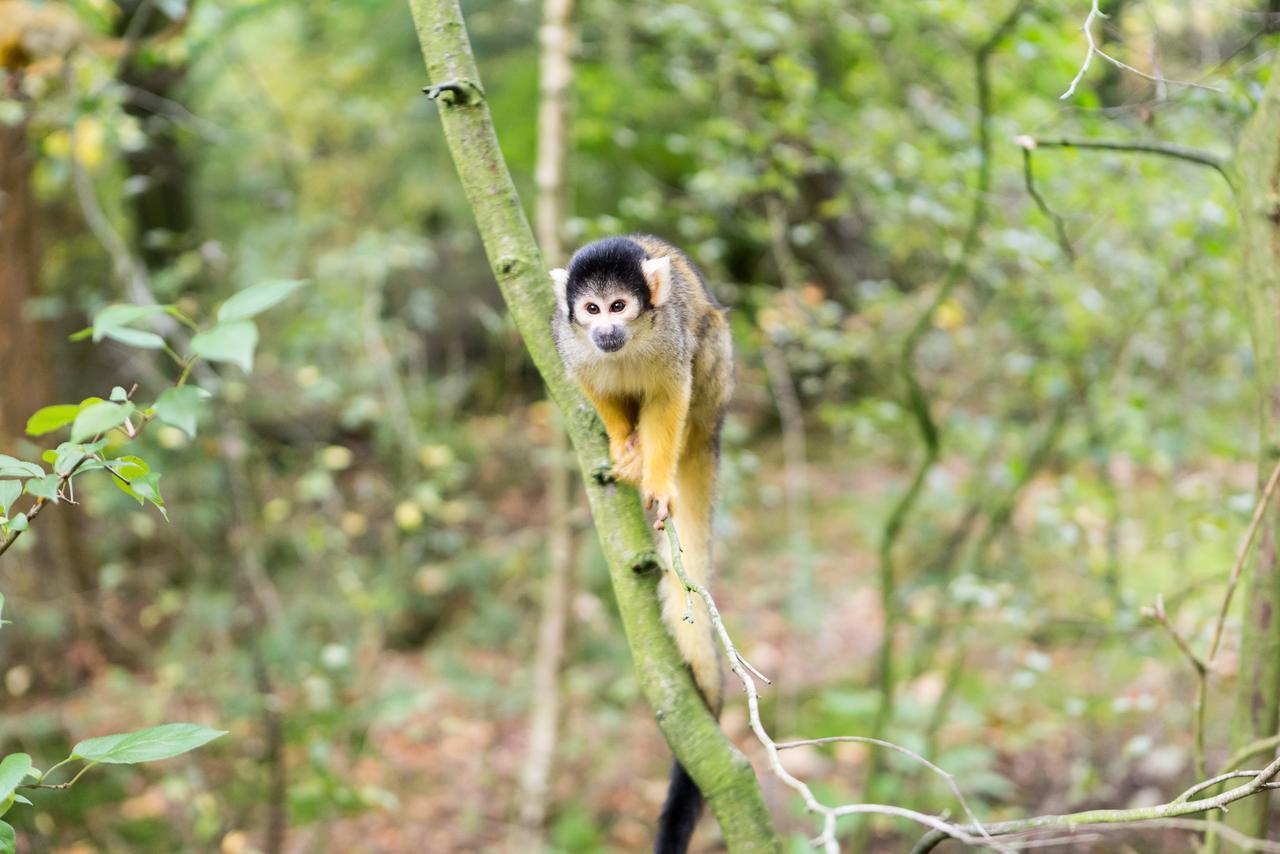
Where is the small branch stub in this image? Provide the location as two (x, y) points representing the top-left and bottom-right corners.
(422, 78), (484, 104)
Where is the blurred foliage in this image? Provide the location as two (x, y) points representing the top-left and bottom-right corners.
(0, 0), (1277, 850)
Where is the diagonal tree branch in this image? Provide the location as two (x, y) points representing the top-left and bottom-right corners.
(405, 0), (779, 848)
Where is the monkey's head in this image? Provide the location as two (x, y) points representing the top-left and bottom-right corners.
(551, 237), (671, 355)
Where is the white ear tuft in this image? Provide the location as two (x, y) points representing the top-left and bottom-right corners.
(549, 268), (569, 306)
(641, 256), (672, 307)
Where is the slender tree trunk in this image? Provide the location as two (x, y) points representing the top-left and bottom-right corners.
(517, 0), (577, 833)
(407, 1), (780, 847)
(1225, 50), (1280, 840)
(111, 0), (194, 272)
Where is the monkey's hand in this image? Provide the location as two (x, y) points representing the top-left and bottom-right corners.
(644, 488), (675, 531)
(610, 433), (644, 485)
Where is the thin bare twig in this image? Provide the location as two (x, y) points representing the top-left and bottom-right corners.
(663, 522), (1002, 853)
(911, 753), (1280, 852)
(1207, 457), (1280, 661)
(1018, 136), (1231, 184)
(1060, 0), (1222, 100)
(777, 736), (990, 839)
(1015, 138), (1076, 260)
(1143, 594), (1207, 675)
(1222, 735), (1280, 774)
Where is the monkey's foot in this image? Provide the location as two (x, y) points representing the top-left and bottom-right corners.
(611, 436), (644, 484)
(644, 490), (674, 530)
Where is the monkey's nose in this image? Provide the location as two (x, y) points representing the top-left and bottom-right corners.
(592, 328), (626, 352)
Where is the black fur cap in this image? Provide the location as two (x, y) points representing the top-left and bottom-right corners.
(564, 236), (652, 321)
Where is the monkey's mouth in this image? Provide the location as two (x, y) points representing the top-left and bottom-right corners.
(592, 332), (627, 353)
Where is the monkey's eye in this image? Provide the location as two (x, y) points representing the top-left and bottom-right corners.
(609, 300), (626, 313)
(585, 303), (600, 315)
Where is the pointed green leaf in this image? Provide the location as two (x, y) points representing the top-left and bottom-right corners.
(108, 456), (150, 505)
(70, 402), (133, 443)
(24, 476), (59, 502)
(0, 755), (32, 805)
(0, 457), (42, 479)
(50, 440), (108, 477)
(91, 304), (170, 343)
(190, 322), (258, 373)
(11, 796), (30, 807)
(25, 405), (80, 437)
(216, 279), (308, 323)
(71, 723), (226, 764)
(102, 326), (167, 350)
(153, 386), (205, 437)
(110, 387), (129, 402)
(0, 820), (13, 854)
(0, 483), (18, 517)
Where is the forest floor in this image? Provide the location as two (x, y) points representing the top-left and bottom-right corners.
(6, 441), (1267, 853)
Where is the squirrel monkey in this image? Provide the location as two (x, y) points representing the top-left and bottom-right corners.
(550, 235), (732, 853)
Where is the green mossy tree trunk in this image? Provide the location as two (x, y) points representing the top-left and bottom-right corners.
(405, 0), (780, 849)
(1226, 51), (1280, 840)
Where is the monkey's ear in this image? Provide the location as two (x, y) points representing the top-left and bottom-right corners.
(641, 257), (672, 307)
(549, 268), (569, 306)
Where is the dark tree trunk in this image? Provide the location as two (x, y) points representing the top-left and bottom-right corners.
(0, 117), (99, 682)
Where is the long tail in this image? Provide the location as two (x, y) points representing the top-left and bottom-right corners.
(655, 760), (703, 854)
(655, 440), (722, 853)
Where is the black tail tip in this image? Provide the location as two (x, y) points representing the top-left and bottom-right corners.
(655, 759), (704, 854)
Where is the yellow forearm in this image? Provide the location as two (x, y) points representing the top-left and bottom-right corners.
(583, 388), (634, 459)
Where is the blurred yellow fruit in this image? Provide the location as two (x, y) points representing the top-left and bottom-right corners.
(934, 298), (966, 331)
(262, 497), (291, 524)
(394, 500), (423, 531)
(221, 831), (248, 854)
(73, 115), (105, 170)
(320, 445), (354, 470)
(419, 443), (455, 468)
(157, 426), (189, 449)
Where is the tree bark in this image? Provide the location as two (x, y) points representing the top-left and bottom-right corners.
(1225, 50), (1280, 840)
(406, 0), (780, 848)
(0, 121), (46, 446)
(0, 116), (98, 680)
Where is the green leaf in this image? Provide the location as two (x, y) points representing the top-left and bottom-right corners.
(108, 456), (151, 506)
(7, 514), (27, 533)
(25, 405), (80, 437)
(51, 440), (109, 476)
(0, 483), (18, 516)
(71, 723), (226, 765)
(190, 322), (258, 373)
(70, 401), (134, 443)
(90, 304), (170, 343)
(24, 476), (60, 502)
(153, 387), (205, 437)
(0, 820), (12, 854)
(0, 754), (32, 806)
(11, 796), (29, 807)
(216, 279), (308, 323)
(109, 386), (129, 402)
(0, 457), (42, 479)
(101, 326), (167, 350)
